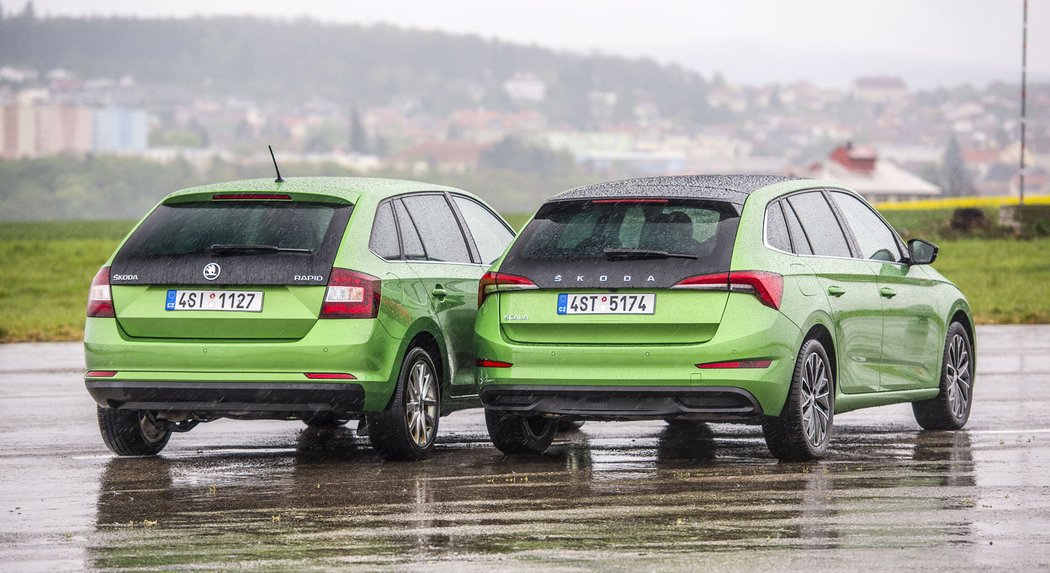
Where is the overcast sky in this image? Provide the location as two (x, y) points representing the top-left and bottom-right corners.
(11, 0), (1049, 88)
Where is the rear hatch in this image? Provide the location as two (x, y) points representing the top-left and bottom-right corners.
(109, 192), (353, 339)
(497, 197), (740, 344)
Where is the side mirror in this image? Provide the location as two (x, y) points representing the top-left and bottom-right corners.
(908, 239), (939, 265)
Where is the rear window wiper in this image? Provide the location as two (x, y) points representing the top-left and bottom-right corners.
(603, 248), (697, 260)
(209, 243), (313, 255)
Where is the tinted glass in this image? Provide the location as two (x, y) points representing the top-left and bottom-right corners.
(782, 200), (813, 255)
(393, 199), (427, 261)
(830, 192), (902, 262)
(787, 192), (851, 258)
(369, 201), (400, 260)
(453, 196), (514, 264)
(112, 200), (352, 286)
(765, 200), (792, 252)
(401, 194), (472, 263)
(500, 198), (740, 288)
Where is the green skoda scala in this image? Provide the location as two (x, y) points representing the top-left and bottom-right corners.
(475, 175), (975, 460)
(85, 177), (515, 460)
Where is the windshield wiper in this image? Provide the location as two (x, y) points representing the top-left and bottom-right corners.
(603, 248), (697, 261)
(209, 243), (313, 255)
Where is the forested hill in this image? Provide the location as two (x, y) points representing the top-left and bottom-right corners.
(0, 11), (715, 126)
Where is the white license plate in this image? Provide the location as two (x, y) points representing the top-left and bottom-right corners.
(557, 293), (655, 315)
(165, 290), (264, 312)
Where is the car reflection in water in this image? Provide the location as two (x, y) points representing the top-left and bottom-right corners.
(90, 423), (976, 569)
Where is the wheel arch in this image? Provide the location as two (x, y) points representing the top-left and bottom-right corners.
(388, 317), (448, 404)
(799, 314), (838, 395)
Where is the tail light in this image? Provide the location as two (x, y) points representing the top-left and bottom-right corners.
(319, 269), (381, 319)
(478, 272), (537, 306)
(476, 359), (513, 368)
(87, 267), (115, 318)
(304, 372), (357, 379)
(673, 271), (783, 309)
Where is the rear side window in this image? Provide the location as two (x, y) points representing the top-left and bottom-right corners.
(393, 199), (427, 261)
(111, 200), (352, 286)
(401, 194), (473, 263)
(453, 196), (514, 264)
(765, 201), (792, 252)
(501, 198), (740, 289)
(829, 192), (903, 263)
(369, 202), (400, 260)
(786, 192), (851, 258)
(782, 200), (813, 255)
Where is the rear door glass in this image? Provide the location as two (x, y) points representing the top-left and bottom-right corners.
(786, 192), (851, 258)
(111, 200), (352, 286)
(500, 199), (740, 288)
(782, 200), (813, 255)
(401, 194), (473, 263)
(393, 199), (427, 261)
(452, 195), (514, 264)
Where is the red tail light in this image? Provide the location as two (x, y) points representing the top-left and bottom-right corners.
(476, 359), (513, 368)
(478, 271), (537, 306)
(591, 198), (668, 204)
(319, 269), (381, 319)
(87, 267), (115, 318)
(304, 372), (357, 380)
(672, 271), (783, 309)
(696, 359), (772, 369)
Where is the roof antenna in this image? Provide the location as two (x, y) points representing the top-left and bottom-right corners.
(268, 145), (284, 183)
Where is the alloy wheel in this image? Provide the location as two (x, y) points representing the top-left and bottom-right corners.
(799, 352), (831, 448)
(404, 359), (439, 447)
(945, 333), (972, 420)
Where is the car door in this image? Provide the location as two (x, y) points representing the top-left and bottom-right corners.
(784, 191), (882, 394)
(827, 191), (940, 391)
(397, 193), (485, 396)
(369, 199), (431, 339)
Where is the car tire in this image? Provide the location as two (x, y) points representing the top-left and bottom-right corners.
(913, 322), (974, 430)
(763, 338), (834, 461)
(485, 410), (558, 454)
(367, 346), (441, 461)
(97, 406), (171, 456)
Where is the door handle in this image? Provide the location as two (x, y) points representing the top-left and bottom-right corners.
(880, 287), (897, 298)
(431, 287), (448, 299)
(827, 286), (846, 297)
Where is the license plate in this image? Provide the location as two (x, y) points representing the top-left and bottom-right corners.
(165, 290), (264, 312)
(557, 293), (655, 315)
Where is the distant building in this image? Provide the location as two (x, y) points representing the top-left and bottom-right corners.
(394, 140), (485, 173)
(502, 72), (546, 103)
(1, 100), (92, 158)
(798, 142), (941, 202)
(851, 76), (908, 104)
(92, 107), (149, 153)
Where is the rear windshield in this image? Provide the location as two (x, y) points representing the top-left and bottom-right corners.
(111, 201), (353, 286)
(501, 199), (740, 288)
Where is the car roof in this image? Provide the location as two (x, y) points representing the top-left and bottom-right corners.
(548, 174), (800, 205)
(164, 176), (467, 203)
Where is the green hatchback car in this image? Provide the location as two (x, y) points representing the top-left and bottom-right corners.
(475, 175), (975, 460)
(85, 177), (515, 460)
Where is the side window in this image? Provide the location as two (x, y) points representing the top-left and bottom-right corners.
(765, 200), (792, 252)
(452, 196), (515, 265)
(369, 201), (401, 260)
(782, 200), (813, 255)
(786, 192), (851, 258)
(829, 192), (903, 262)
(393, 199), (427, 261)
(401, 194), (473, 263)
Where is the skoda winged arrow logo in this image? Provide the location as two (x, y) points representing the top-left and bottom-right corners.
(202, 262), (221, 281)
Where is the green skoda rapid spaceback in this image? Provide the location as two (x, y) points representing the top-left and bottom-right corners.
(85, 177), (515, 460)
(475, 175), (975, 460)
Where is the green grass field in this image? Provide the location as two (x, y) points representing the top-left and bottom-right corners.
(0, 217), (1047, 342)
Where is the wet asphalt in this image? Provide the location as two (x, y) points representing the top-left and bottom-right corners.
(1, 325), (1050, 571)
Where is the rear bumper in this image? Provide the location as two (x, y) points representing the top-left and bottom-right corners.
(481, 385), (762, 421)
(86, 380), (365, 414)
